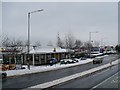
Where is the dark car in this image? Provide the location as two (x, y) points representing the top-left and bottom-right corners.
(93, 57), (103, 64)
(0, 72), (7, 79)
(80, 57), (87, 60)
(49, 58), (57, 66)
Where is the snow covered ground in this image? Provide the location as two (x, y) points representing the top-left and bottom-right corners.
(4, 55), (109, 77)
(5, 58), (93, 77)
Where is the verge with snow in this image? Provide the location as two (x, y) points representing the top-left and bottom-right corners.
(6, 58), (93, 77)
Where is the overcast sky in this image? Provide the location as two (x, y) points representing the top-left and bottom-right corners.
(2, 2), (118, 46)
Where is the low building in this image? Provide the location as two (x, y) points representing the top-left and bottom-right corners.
(21, 46), (69, 65)
(1, 46), (70, 66)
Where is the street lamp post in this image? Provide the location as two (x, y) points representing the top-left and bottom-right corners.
(27, 9), (43, 69)
(89, 31), (98, 58)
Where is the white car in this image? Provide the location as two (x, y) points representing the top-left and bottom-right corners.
(60, 59), (75, 64)
(71, 58), (79, 62)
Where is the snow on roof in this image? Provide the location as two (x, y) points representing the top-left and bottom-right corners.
(29, 46), (68, 54)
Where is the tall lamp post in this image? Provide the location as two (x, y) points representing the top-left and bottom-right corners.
(89, 31), (98, 58)
(27, 9), (43, 69)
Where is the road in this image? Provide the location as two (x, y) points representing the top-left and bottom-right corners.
(2, 54), (119, 89)
(52, 64), (119, 89)
(92, 70), (119, 89)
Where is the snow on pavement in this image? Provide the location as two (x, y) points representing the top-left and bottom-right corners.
(6, 58), (93, 77)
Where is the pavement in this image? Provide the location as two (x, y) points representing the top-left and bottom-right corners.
(5, 58), (93, 77)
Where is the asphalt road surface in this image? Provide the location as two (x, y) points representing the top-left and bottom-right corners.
(92, 70), (119, 89)
(52, 64), (119, 89)
(2, 54), (119, 89)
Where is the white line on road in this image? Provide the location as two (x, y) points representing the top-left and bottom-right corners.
(90, 71), (119, 90)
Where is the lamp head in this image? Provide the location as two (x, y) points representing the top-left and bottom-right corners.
(38, 9), (44, 12)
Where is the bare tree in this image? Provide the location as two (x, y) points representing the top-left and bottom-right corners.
(63, 31), (75, 59)
(2, 35), (11, 47)
(56, 32), (63, 48)
(74, 40), (83, 49)
(2, 35), (23, 49)
(2, 35), (24, 64)
(84, 41), (93, 50)
(93, 41), (100, 47)
(10, 38), (24, 64)
(47, 41), (53, 47)
(64, 31), (75, 49)
(34, 41), (41, 47)
(84, 41), (93, 56)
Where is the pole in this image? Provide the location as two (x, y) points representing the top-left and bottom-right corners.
(89, 32), (91, 58)
(27, 9), (43, 68)
(28, 12), (30, 54)
(27, 12), (30, 70)
(101, 38), (103, 47)
(89, 31), (98, 58)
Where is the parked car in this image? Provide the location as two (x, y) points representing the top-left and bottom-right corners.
(0, 71), (7, 79)
(93, 57), (103, 64)
(67, 59), (75, 64)
(60, 59), (68, 64)
(60, 59), (75, 64)
(49, 58), (57, 66)
(80, 57), (87, 60)
(71, 58), (79, 63)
